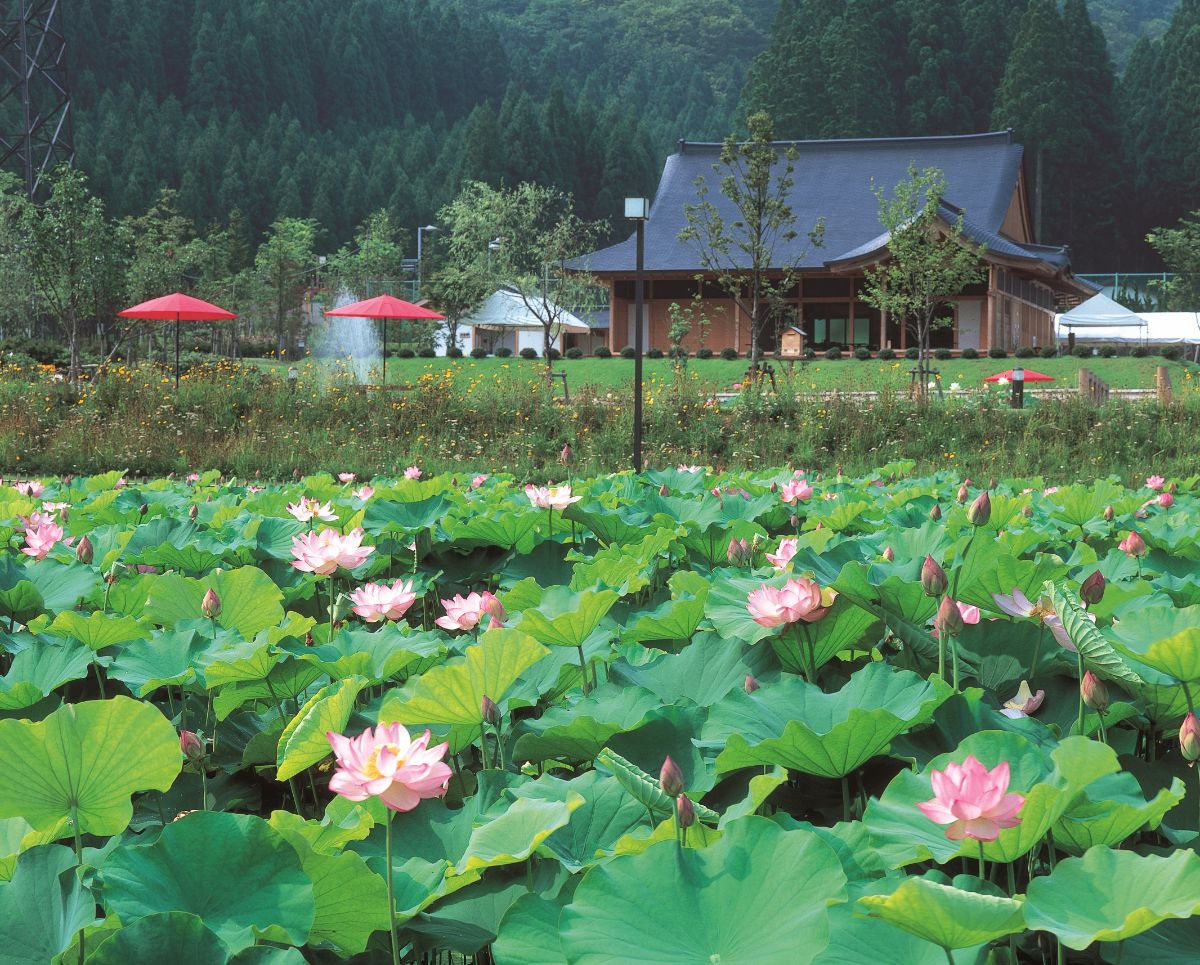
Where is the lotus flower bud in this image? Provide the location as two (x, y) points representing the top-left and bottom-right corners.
(1080, 570), (1106, 606)
(1022, 505), (1034, 518)
(1103, 504), (1114, 522)
(967, 491), (991, 527)
(936, 596), (965, 636)
(676, 793), (695, 829)
(560, 443), (572, 465)
(744, 674), (760, 694)
(304, 631), (315, 647)
(188, 503), (198, 520)
(293, 468), (301, 479)
(75, 535), (93, 565)
(921, 555), (948, 597)
(138, 503), (148, 517)
(1080, 671), (1109, 713)
(770, 480), (778, 493)
(1158, 492), (1174, 508)
(987, 477), (996, 490)
(255, 469), (261, 479)
(63, 474), (74, 486)
(929, 504), (941, 521)
(727, 537), (751, 566)
(1119, 530), (1146, 558)
(179, 730), (204, 763)
(1168, 482), (1178, 494)
(956, 483), (969, 504)
(659, 756), (684, 796)
(1180, 713), (1200, 764)
(790, 514), (800, 528)
(882, 546), (894, 562)
(481, 694), (501, 727)
(200, 588), (222, 619)
(659, 484), (669, 496)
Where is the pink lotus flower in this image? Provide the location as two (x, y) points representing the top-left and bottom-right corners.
(287, 497), (337, 523)
(338, 473), (357, 484)
(247, 485), (264, 494)
(934, 600), (980, 632)
(1146, 475), (1165, 491)
(470, 474), (488, 489)
(21, 520), (73, 560)
(15, 510), (55, 533)
(992, 587), (1082, 652)
(186, 473), (200, 483)
(677, 464), (702, 473)
(42, 501), (69, 513)
(404, 466), (422, 480)
(525, 484), (581, 511)
(746, 578), (835, 628)
(1119, 530), (1146, 558)
(326, 723), (451, 812)
(435, 591), (505, 632)
(765, 537), (799, 571)
(1001, 681), (1045, 719)
(1158, 492), (1174, 508)
(290, 527), (375, 575)
(918, 755), (1025, 841)
(1043, 487), (1059, 496)
(14, 480), (44, 497)
(781, 479), (813, 504)
(352, 485), (375, 501)
(114, 477), (127, 489)
(350, 579), (417, 623)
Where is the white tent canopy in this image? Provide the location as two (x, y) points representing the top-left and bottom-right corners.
(437, 288), (591, 356)
(1053, 292), (1200, 345)
(1057, 292), (1146, 331)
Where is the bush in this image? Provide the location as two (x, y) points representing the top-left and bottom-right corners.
(934, 348), (952, 360)
(1099, 346), (1117, 358)
(0, 336), (68, 366)
(1015, 346), (1035, 359)
(988, 346), (1008, 359)
(469, 347), (488, 359)
(397, 347), (416, 359)
(720, 347), (739, 360)
(495, 347), (513, 358)
(696, 347), (714, 359)
(447, 346), (463, 358)
(418, 347), (436, 358)
(961, 347), (979, 360)
(520, 347), (538, 359)
(877, 347), (896, 361)
(1040, 346), (1057, 359)
(825, 348), (843, 360)
(1131, 346), (1148, 357)
(565, 346), (584, 359)
(803, 348), (817, 360)
(905, 347), (920, 360)
(1162, 346), (1182, 361)
(1073, 345), (1093, 358)
(669, 346), (689, 359)
(593, 345), (612, 358)
(854, 347), (871, 361)
(236, 335), (277, 359)
(621, 345), (637, 359)
(545, 347), (561, 361)
(647, 347), (664, 359)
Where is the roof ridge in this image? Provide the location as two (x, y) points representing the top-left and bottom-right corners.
(676, 130), (1014, 153)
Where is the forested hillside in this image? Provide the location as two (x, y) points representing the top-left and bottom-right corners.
(30, 0), (1195, 270)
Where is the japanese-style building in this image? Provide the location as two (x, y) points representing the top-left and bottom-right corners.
(578, 131), (1096, 356)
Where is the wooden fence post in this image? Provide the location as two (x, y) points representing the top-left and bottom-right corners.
(1156, 366), (1172, 406)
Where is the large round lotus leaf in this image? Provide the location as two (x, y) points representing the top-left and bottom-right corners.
(0, 844), (94, 965)
(493, 892), (568, 965)
(1099, 915), (1200, 964)
(82, 913), (228, 965)
(857, 873), (1025, 949)
(143, 566), (284, 638)
(1052, 771), (1185, 854)
(1109, 606), (1200, 683)
(0, 696), (181, 835)
(101, 811), (315, 954)
(559, 816), (846, 964)
(1024, 847), (1200, 949)
(705, 661), (948, 778)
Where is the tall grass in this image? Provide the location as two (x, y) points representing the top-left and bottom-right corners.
(0, 360), (1196, 484)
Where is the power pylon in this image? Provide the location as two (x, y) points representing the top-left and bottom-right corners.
(0, 0), (73, 200)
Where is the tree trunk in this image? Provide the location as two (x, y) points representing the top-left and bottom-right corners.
(67, 312), (80, 385)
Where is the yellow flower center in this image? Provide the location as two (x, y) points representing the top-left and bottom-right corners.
(362, 742), (404, 780)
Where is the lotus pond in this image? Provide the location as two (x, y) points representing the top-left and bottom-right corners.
(3, 464), (1200, 964)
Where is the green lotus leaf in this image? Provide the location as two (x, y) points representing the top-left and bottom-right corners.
(45, 611), (149, 650)
(287, 623), (444, 683)
(514, 585), (619, 650)
(559, 816), (847, 965)
(0, 815), (66, 881)
(453, 780), (584, 876)
(775, 817), (887, 882)
(82, 913), (228, 965)
(594, 748), (718, 822)
(1097, 915), (1200, 964)
(769, 598), (885, 675)
(276, 674), (367, 781)
(137, 543), (229, 575)
(955, 547), (1067, 612)
(0, 845), (94, 965)
(271, 799), (376, 856)
(1053, 771), (1185, 854)
(706, 662), (948, 778)
(1045, 581), (1143, 686)
(144, 566), (284, 638)
(271, 811), (389, 955)
(540, 771), (650, 872)
(363, 494), (447, 533)
(612, 630), (776, 706)
(1025, 847), (1200, 949)
(1109, 605), (1200, 683)
(107, 629), (213, 695)
(493, 892), (568, 965)
(832, 562), (939, 659)
(858, 873), (1025, 949)
(23, 560), (100, 614)
(102, 811), (315, 953)
(213, 660), (325, 720)
(379, 628), (548, 726)
(512, 683), (663, 764)
(0, 580), (43, 625)
(443, 509), (542, 554)
(0, 696), (180, 835)
(703, 573), (786, 645)
(0, 640), (94, 710)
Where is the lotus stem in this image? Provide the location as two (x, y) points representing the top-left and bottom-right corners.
(943, 947), (955, 965)
(977, 839), (985, 881)
(577, 645), (590, 695)
(479, 720), (490, 770)
(92, 661), (106, 699)
(71, 804), (85, 965)
(841, 775), (851, 823)
(384, 807), (401, 965)
(1181, 680), (1195, 716)
(937, 626), (946, 682)
(1031, 623), (1046, 682)
(1076, 650), (1087, 737)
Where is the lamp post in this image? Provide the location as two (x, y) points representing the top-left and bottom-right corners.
(625, 197), (650, 473)
(416, 224), (437, 297)
(1011, 365), (1025, 409)
(487, 237), (502, 272)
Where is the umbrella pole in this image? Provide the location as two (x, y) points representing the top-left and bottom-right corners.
(383, 318), (387, 387)
(175, 317), (180, 391)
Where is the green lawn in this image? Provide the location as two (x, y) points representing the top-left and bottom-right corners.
(252, 354), (1197, 393)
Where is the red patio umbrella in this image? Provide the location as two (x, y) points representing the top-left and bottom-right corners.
(983, 369), (1055, 383)
(324, 294), (445, 386)
(119, 292), (237, 390)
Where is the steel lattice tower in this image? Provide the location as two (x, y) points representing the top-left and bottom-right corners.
(0, 0), (73, 200)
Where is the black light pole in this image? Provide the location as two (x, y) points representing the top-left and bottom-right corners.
(625, 197), (649, 472)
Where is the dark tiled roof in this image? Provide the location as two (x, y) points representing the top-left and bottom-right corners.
(577, 131), (1069, 275)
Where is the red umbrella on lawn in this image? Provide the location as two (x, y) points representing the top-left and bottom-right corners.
(324, 294), (445, 386)
(119, 292), (237, 390)
(983, 368), (1055, 383)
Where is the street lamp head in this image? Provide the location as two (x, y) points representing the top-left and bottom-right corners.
(420, 224), (438, 233)
(488, 237), (503, 252)
(1011, 366), (1025, 383)
(624, 197), (650, 220)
